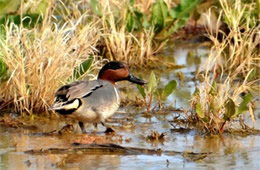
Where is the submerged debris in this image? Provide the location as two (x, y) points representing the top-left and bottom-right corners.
(58, 124), (75, 135)
(146, 131), (165, 142)
(72, 134), (131, 145)
(0, 114), (24, 128)
(24, 160), (32, 168)
(170, 127), (193, 133)
(74, 135), (109, 144)
(24, 143), (209, 161)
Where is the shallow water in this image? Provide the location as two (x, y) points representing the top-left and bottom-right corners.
(1, 114), (260, 169)
(0, 42), (260, 170)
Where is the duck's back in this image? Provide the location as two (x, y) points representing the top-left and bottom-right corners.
(55, 80), (103, 102)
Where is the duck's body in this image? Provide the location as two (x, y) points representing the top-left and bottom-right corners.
(53, 80), (120, 124)
(50, 61), (146, 133)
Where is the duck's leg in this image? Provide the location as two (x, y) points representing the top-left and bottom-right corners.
(101, 121), (115, 133)
(93, 123), (98, 131)
(78, 121), (86, 133)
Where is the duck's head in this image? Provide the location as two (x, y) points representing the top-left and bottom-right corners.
(98, 61), (147, 85)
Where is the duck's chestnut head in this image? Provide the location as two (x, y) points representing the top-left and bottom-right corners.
(98, 61), (146, 85)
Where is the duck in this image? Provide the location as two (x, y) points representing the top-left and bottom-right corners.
(50, 61), (146, 133)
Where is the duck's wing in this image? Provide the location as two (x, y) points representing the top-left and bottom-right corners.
(55, 80), (104, 102)
(50, 80), (104, 111)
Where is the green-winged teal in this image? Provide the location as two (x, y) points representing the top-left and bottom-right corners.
(50, 61), (146, 133)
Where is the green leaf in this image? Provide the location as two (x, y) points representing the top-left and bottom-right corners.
(0, 58), (7, 79)
(151, 0), (169, 33)
(224, 98), (236, 121)
(170, 0), (200, 19)
(167, 19), (186, 34)
(142, 15), (150, 29)
(0, 0), (20, 16)
(192, 87), (200, 96)
(73, 56), (94, 80)
(137, 85), (145, 98)
(196, 103), (204, 118)
(193, 7), (200, 21)
(235, 93), (253, 116)
(126, 11), (134, 32)
(134, 10), (145, 30)
(126, 8), (143, 32)
(247, 68), (256, 81)
(257, 0), (260, 17)
(33, 0), (48, 14)
(90, 0), (102, 17)
(209, 81), (217, 96)
(162, 80), (177, 100)
(147, 71), (157, 94)
(168, 0), (200, 34)
(130, 0), (135, 5)
(0, 14), (43, 27)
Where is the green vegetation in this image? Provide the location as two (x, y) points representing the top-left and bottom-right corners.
(137, 71), (177, 112)
(0, 0), (47, 28)
(191, 0), (259, 133)
(125, 0), (200, 38)
(191, 81), (255, 133)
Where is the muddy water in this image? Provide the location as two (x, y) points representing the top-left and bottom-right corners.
(1, 42), (260, 169)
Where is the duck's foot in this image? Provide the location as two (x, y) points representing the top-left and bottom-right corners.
(101, 121), (116, 134)
(104, 127), (116, 134)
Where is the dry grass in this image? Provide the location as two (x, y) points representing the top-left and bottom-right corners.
(0, 3), (100, 114)
(97, 0), (165, 66)
(208, 0), (259, 76)
(191, 0), (259, 133)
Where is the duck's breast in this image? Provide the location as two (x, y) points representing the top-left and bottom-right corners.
(76, 80), (120, 122)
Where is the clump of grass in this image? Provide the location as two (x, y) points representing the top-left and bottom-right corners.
(191, 0), (259, 133)
(210, 0), (259, 76)
(97, 0), (160, 66)
(0, 10), (100, 114)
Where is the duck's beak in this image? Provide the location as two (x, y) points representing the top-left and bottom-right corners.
(125, 73), (147, 85)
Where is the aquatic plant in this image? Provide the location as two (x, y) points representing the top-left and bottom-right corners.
(137, 71), (177, 112)
(191, 0), (259, 133)
(191, 81), (255, 133)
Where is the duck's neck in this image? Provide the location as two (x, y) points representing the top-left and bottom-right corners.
(98, 77), (116, 85)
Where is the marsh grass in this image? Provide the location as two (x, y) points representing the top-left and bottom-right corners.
(191, 0), (259, 133)
(98, 0), (163, 66)
(0, 4), (100, 114)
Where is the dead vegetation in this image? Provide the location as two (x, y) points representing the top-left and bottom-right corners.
(0, 1), (101, 114)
